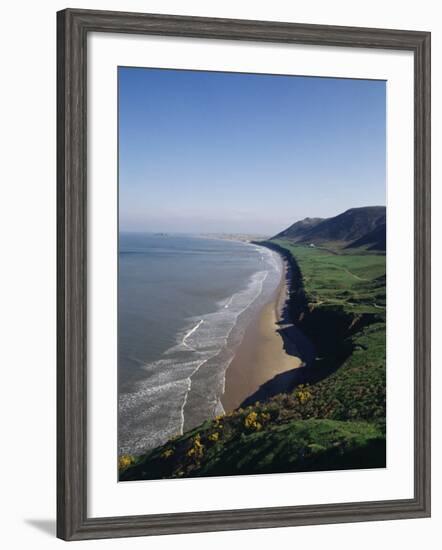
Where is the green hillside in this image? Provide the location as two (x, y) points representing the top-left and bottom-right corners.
(120, 239), (386, 481)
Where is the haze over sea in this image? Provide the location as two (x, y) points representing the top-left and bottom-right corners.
(118, 233), (282, 455)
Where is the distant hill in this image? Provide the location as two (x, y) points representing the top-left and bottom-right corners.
(274, 217), (323, 240)
(346, 222), (386, 251)
(272, 206), (386, 251)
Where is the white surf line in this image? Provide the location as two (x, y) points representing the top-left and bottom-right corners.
(123, 264), (275, 448)
(179, 272), (269, 433)
(182, 319), (204, 350)
(179, 377), (193, 434)
(179, 258), (278, 434)
(178, 355), (213, 434)
(224, 295), (234, 308)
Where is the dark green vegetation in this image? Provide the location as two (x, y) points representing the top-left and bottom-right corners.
(121, 419), (385, 480)
(120, 215), (386, 481)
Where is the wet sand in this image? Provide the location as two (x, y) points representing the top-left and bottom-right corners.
(221, 258), (303, 412)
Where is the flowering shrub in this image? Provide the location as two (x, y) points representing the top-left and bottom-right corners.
(295, 384), (312, 404)
(243, 410), (271, 431)
(244, 411), (261, 431)
(186, 434), (204, 459)
(208, 432), (220, 442)
(118, 454), (135, 471)
(213, 417), (224, 430)
(161, 448), (174, 459)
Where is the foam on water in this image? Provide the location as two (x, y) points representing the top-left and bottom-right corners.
(118, 243), (282, 456)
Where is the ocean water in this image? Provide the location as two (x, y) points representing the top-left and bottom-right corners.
(118, 233), (282, 455)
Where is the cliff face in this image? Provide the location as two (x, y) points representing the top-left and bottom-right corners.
(257, 241), (380, 361)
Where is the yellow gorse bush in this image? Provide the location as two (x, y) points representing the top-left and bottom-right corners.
(244, 411), (262, 431)
(208, 432), (219, 442)
(243, 410), (272, 431)
(161, 448), (174, 459)
(186, 434), (204, 459)
(118, 454), (135, 471)
(295, 384), (312, 404)
(213, 416), (224, 430)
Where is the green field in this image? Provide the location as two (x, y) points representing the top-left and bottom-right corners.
(272, 240), (386, 314)
(120, 240), (386, 480)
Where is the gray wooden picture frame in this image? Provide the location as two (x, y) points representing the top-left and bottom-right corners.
(57, 8), (431, 541)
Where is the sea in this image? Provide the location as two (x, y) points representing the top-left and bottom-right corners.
(118, 233), (283, 456)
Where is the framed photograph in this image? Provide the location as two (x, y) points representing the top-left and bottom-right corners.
(57, 8), (431, 541)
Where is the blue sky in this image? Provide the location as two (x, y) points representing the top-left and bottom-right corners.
(119, 67), (386, 235)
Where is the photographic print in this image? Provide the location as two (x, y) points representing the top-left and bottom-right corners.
(117, 67), (387, 481)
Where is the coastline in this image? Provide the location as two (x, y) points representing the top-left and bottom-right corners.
(221, 248), (304, 412)
(121, 239), (386, 480)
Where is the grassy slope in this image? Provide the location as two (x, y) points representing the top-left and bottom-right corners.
(120, 240), (386, 480)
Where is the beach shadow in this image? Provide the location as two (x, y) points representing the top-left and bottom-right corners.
(277, 323), (316, 364)
(240, 367), (307, 407)
(238, 296), (323, 407)
(240, 348), (352, 408)
(24, 519), (56, 537)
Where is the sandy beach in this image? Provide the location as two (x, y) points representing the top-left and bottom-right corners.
(221, 256), (303, 412)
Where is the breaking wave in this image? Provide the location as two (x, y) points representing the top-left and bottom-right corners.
(118, 243), (282, 456)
